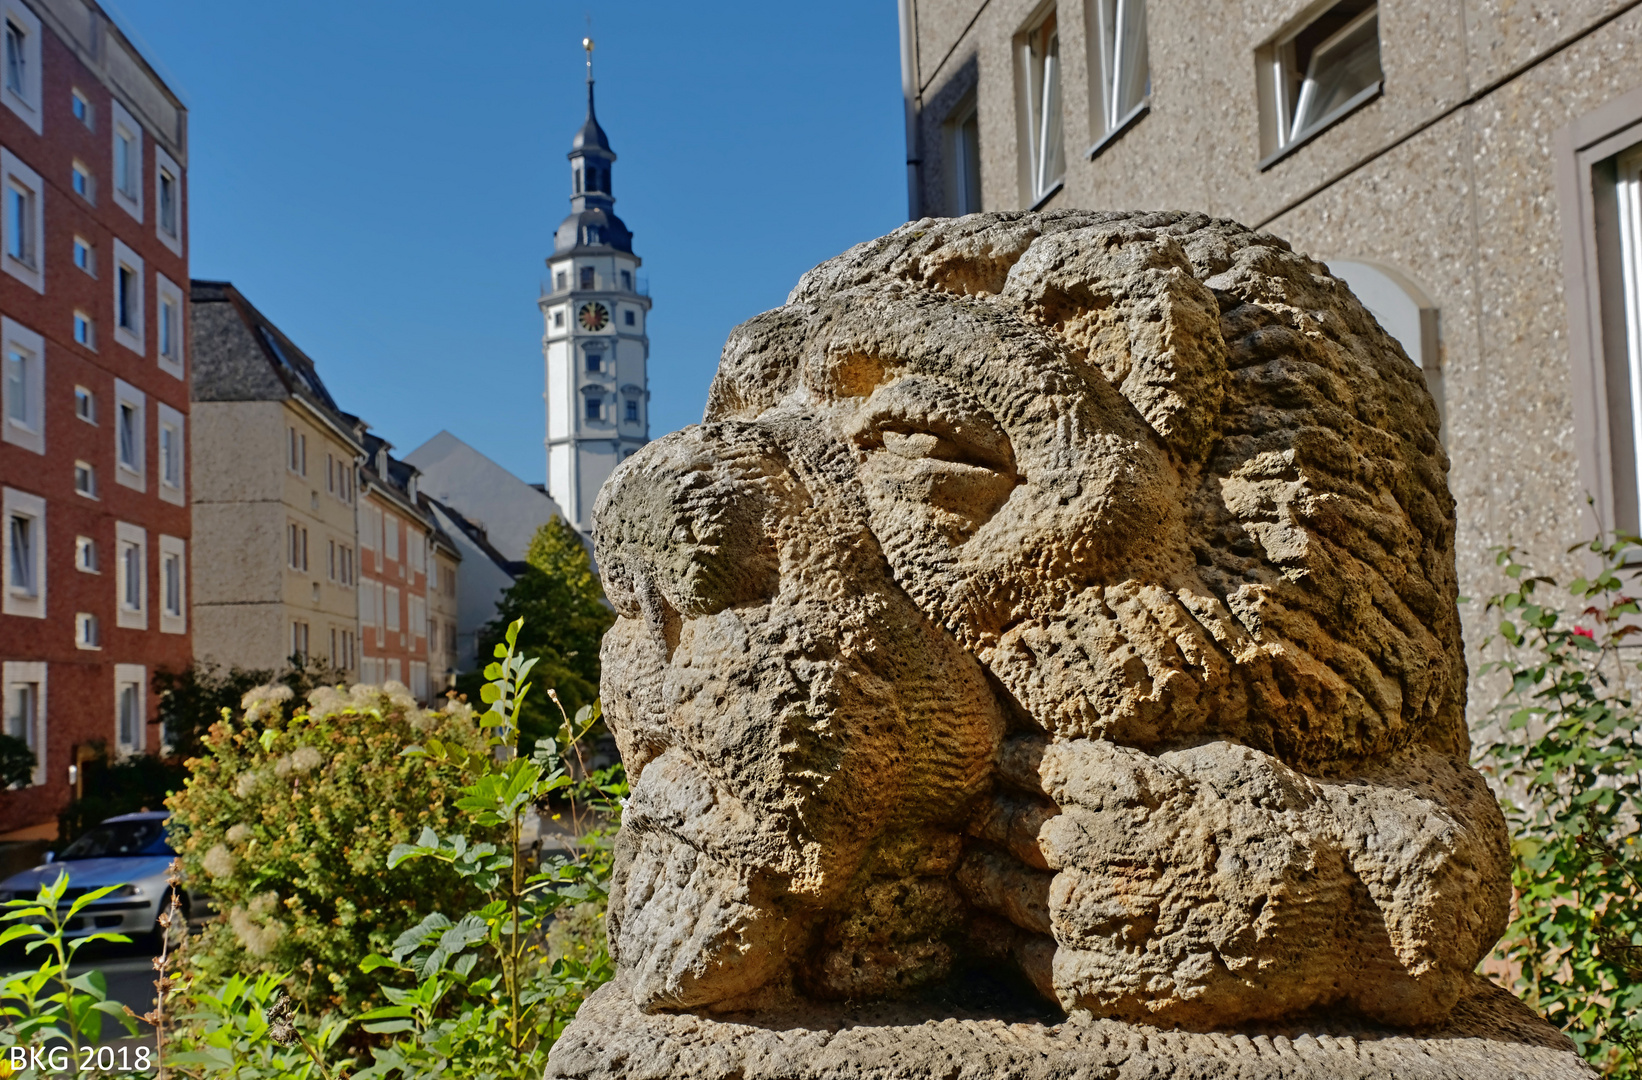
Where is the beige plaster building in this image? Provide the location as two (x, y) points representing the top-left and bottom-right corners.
(899, 0), (1642, 709)
(189, 281), (361, 676)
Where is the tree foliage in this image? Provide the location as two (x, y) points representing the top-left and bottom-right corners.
(154, 655), (347, 763)
(1479, 534), (1642, 1075)
(467, 520), (612, 750)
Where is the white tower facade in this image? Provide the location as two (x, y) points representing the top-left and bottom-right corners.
(542, 41), (651, 534)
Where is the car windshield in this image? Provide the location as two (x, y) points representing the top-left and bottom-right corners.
(58, 820), (173, 860)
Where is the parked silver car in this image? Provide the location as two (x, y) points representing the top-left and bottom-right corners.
(0, 811), (185, 941)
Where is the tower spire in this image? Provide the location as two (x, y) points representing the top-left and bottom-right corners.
(583, 36), (595, 118)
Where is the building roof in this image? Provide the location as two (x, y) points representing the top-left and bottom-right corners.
(404, 431), (567, 563)
(554, 71), (633, 257)
(189, 280), (360, 448)
(424, 497), (527, 579)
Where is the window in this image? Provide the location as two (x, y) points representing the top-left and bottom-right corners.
(112, 240), (145, 353)
(332, 628), (355, 671)
(158, 404), (184, 504)
(554, 309), (564, 328)
(586, 350), (602, 373)
(3, 20), (23, 97)
(328, 539), (337, 581)
(326, 454), (336, 494)
(75, 386), (94, 423)
(410, 661), (428, 702)
(621, 269), (632, 290)
(1088, 0), (1149, 152)
(288, 427), (307, 474)
(2, 318), (42, 454)
(625, 399), (639, 423)
(580, 266), (595, 289)
(159, 535), (185, 634)
(625, 309), (636, 326)
(341, 545), (354, 585)
(115, 522), (147, 629)
(73, 461), (95, 498)
(1021, 9), (1065, 205)
(159, 168), (177, 236)
(288, 522), (309, 571)
(291, 621), (309, 661)
(0, 2), (38, 133)
(385, 586), (401, 632)
(3, 662), (44, 785)
(76, 612), (99, 649)
(73, 311), (95, 349)
(556, 270), (567, 291)
(2, 488), (42, 619)
(409, 594), (426, 641)
(73, 236), (93, 274)
(115, 665), (145, 753)
(387, 659), (402, 686)
(945, 97), (983, 215)
(156, 275), (184, 377)
(75, 535), (97, 572)
(114, 379), (146, 489)
(429, 619), (439, 652)
(71, 88), (89, 126)
(585, 394), (602, 421)
(154, 145), (182, 252)
(1, 150), (42, 291)
(111, 99), (144, 221)
(384, 513), (399, 561)
(1259, 0), (1382, 164)
(72, 161), (93, 201)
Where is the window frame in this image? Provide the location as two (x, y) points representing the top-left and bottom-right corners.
(155, 273), (184, 378)
(74, 385), (95, 424)
(157, 402), (184, 505)
(0, 149), (43, 293)
(73, 236), (94, 276)
(0, 1), (40, 134)
(75, 535), (97, 573)
(1085, 0), (1151, 160)
(112, 239), (145, 354)
(73, 460), (96, 499)
(115, 521), (147, 630)
(2, 660), (45, 786)
(1256, 0), (1384, 169)
(113, 378), (146, 491)
(75, 612), (99, 649)
(71, 87), (91, 128)
(71, 160), (94, 203)
(114, 664), (145, 754)
(154, 145), (182, 254)
(158, 534), (185, 634)
(73, 310), (95, 350)
(110, 99), (143, 222)
(1018, 5), (1066, 208)
(3, 486), (44, 619)
(2, 317), (44, 455)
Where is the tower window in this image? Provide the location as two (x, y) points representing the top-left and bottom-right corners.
(621, 270), (632, 289)
(574, 168), (582, 194)
(624, 310), (635, 326)
(625, 400), (639, 423)
(585, 351), (602, 373)
(585, 396), (602, 421)
(581, 266), (595, 289)
(554, 310), (564, 328)
(556, 271), (567, 291)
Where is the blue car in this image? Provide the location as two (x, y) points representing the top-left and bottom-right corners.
(0, 811), (188, 942)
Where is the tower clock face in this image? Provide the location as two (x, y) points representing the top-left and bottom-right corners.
(578, 302), (610, 331)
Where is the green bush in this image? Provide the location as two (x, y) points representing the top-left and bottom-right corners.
(166, 682), (494, 1018)
(1480, 535), (1642, 1075)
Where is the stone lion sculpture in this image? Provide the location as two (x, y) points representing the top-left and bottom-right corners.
(588, 211), (1512, 1034)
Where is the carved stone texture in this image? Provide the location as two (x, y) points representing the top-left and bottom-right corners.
(557, 212), (1587, 1078)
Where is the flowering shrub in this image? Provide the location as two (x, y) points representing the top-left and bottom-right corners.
(1479, 535), (1642, 1074)
(166, 682), (493, 1017)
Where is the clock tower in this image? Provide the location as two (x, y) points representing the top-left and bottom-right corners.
(541, 38), (651, 535)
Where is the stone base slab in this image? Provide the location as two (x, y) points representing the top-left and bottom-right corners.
(547, 973), (1593, 1080)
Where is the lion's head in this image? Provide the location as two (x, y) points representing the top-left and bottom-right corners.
(592, 212), (1506, 1028)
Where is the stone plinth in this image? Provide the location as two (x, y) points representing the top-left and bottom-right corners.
(549, 974), (1591, 1080)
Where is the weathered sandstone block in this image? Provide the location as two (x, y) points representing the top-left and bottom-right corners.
(549, 211), (1593, 1079)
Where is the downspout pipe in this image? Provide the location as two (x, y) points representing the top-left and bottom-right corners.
(897, 0), (922, 220)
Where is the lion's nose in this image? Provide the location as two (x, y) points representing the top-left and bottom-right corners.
(592, 424), (786, 622)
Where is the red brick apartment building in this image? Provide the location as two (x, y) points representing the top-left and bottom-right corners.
(0, 0), (187, 834)
(357, 433), (453, 703)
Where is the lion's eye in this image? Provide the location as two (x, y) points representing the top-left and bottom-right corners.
(875, 424), (1012, 474)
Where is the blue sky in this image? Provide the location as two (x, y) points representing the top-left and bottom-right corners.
(114, 0), (909, 482)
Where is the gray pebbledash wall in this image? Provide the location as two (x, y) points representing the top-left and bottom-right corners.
(899, 0), (1642, 728)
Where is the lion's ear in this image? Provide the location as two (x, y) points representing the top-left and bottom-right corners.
(704, 306), (816, 422)
(1003, 226), (1228, 464)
